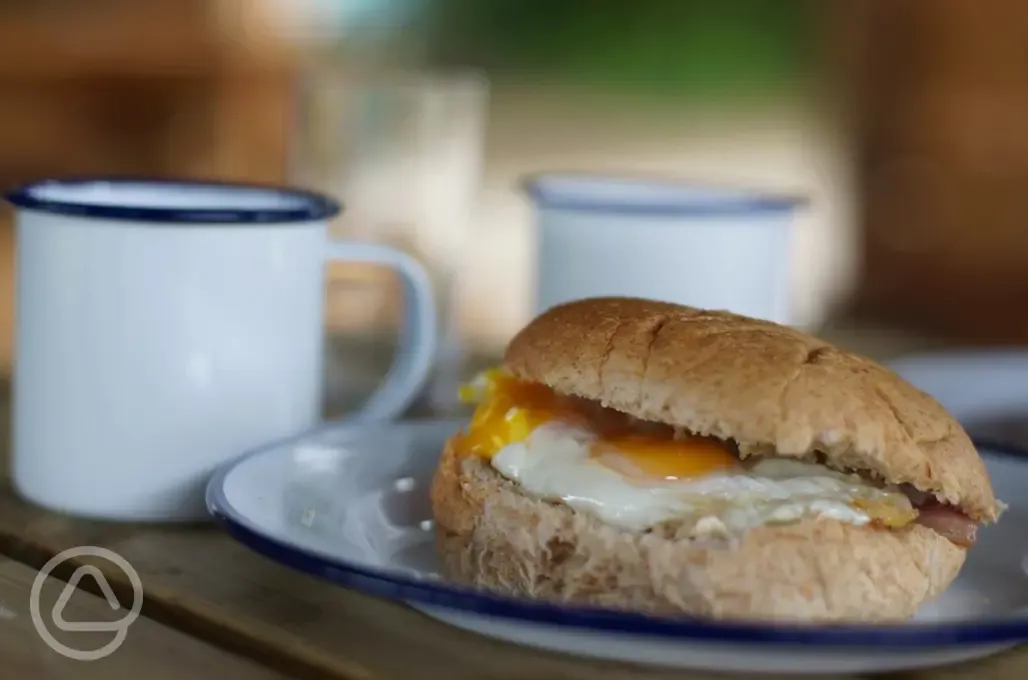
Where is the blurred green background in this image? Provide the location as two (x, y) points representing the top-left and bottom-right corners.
(424, 0), (814, 100)
(336, 0), (816, 101)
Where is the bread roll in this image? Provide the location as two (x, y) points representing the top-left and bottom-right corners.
(430, 297), (999, 621)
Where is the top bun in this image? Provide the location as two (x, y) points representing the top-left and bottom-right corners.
(503, 297), (999, 522)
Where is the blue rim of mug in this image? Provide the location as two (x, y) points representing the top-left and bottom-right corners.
(4, 177), (342, 224)
(205, 418), (1028, 649)
(521, 172), (806, 217)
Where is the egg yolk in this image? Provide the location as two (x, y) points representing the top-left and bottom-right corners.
(592, 435), (739, 480)
(456, 369), (587, 457)
(456, 369), (739, 479)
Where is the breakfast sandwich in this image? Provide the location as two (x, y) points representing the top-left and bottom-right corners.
(429, 297), (1003, 623)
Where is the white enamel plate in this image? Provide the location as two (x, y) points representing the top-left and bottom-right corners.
(206, 351), (1028, 674)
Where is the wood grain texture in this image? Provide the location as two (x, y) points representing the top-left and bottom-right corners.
(0, 557), (289, 679)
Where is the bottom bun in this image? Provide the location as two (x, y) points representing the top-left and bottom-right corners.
(429, 437), (967, 622)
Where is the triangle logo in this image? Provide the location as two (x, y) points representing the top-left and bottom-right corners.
(52, 566), (124, 633)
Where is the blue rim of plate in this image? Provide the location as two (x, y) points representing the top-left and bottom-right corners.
(5, 177), (341, 224)
(206, 423), (1028, 647)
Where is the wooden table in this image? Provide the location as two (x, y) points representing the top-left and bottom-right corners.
(0, 327), (1025, 679)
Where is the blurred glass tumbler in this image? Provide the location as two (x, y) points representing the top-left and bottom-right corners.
(6, 179), (438, 521)
(292, 69), (487, 415)
(524, 174), (804, 324)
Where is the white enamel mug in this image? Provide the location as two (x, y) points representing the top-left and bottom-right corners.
(7, 178), (437, 521)
(524, 174), (805, 324)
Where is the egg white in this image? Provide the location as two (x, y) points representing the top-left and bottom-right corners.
(490, 422), (909, 536)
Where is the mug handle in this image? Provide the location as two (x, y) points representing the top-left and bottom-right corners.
(325, 242), (438, 421)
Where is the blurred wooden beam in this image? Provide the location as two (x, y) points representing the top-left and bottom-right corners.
(849, 0), (1028, 343)
(0, 0), (298, 78)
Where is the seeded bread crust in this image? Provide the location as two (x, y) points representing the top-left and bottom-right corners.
(502, 297), (998, 521)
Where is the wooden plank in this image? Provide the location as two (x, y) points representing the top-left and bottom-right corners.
(0, 556), (289, 678)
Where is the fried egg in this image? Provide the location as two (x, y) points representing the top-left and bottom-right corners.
(455, 370), (916, 535)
